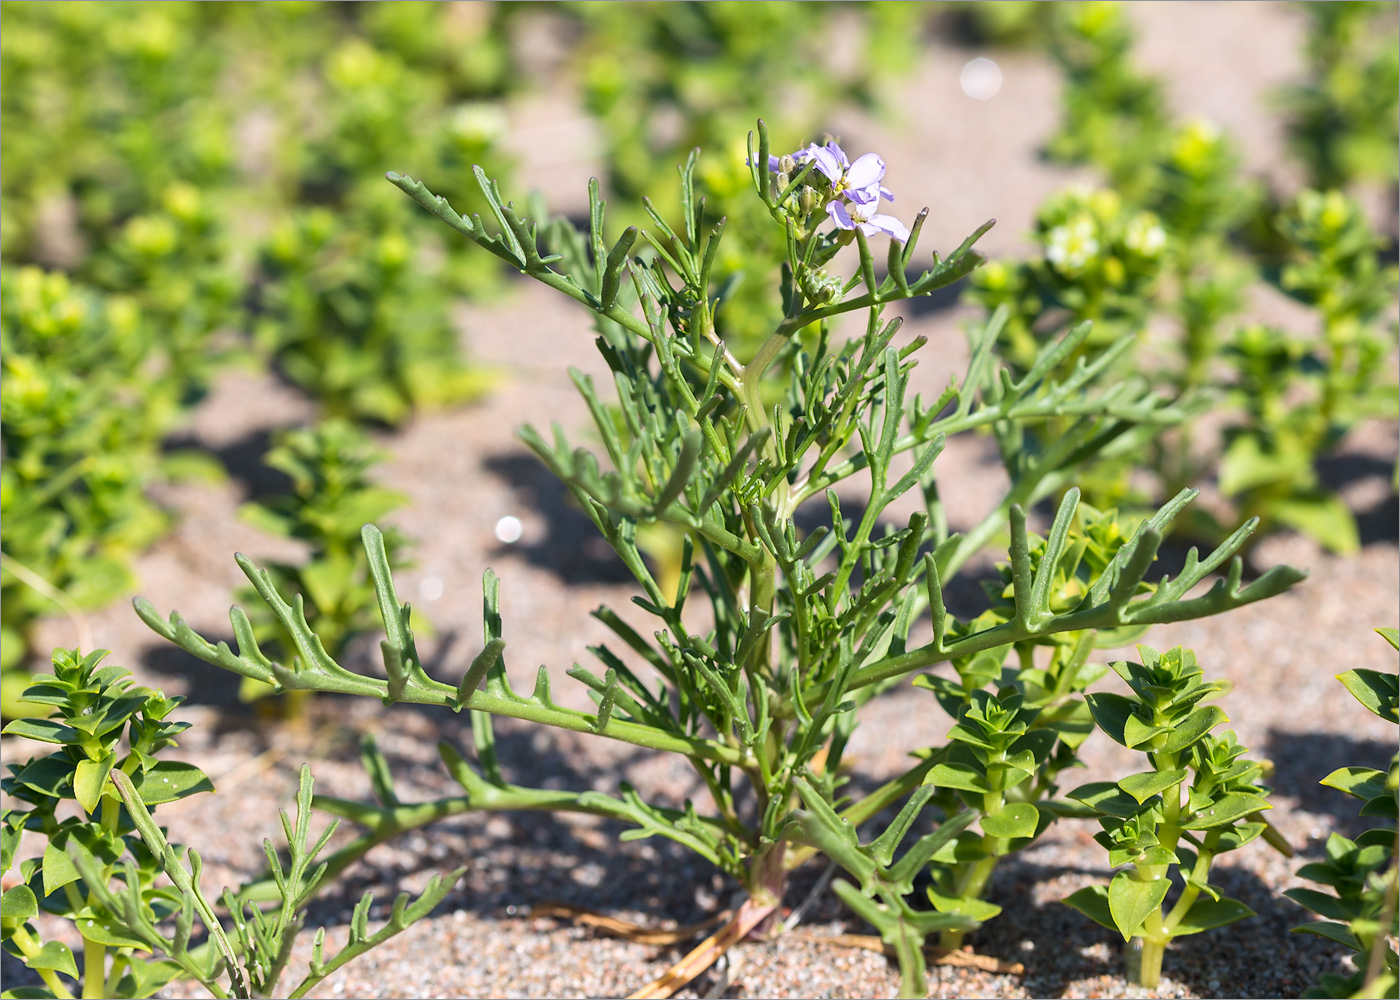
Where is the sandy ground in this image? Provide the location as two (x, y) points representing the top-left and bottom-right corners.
(5, 4), (1398, 998)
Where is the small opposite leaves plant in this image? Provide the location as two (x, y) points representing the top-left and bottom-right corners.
(84, 181), (242, 400)
(1063, 646), (1281, 989)
(137, 126), (1304, 997)
(915, 503), (1144, 947)
(1287, 627), (1399, 1000)
(253, 204), (494, 426)
(975, 1), (1399, 553)
(1276, 1), (1400, 190)
(0, 267), (219, 712)
(236, 419), (417, 709)
(0, 648), (463, 999)
(1044, 0), (1171, 202)
(1218, 190), (1399, 554)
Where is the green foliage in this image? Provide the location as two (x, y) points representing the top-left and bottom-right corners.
(0, 268), (214, 702)
(0, 1), (513, 680)
(564, 0), (935, 350)
(253, 203), (495, 426)
(1276, 1), (1400, 190)
(138, 134), (1303, 996)
(1062, 645), (1277, 988)
(1219, 190), (1399, 555)
(972, 1), (1399, 552)
(1287, 628), (1399, 1000)
(1045, 1), (1171, 201)
(970, 186), (1169, 369)
(0, 648), (463, 999)
(235, 420), (416, 705)
(0, 2), (236, 266)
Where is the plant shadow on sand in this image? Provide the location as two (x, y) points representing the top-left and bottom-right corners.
(483, 450), (637, 584)
(284, 711), (741, 942)
(1266, 729), (1397, 834)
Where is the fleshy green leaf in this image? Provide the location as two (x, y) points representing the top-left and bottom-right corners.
(1292, 920), (1361, 950)
(924, 762), (990, 793)
(980, 802), (1039, 839)
(41, 843), (80, 897)
(927, 888), (1003, 921)
(1085, 693), (1138, 748)
(1358, 794), (1398, 819)
(1067, 781), (1142, 818)
(24, 941), (78, 979)
(1062, 884), (1116, 931)
(0, 719), (78, 745)
(1107, 871), (1170, 940)
(1118, 769), (1186, 804)
(70, 908), (151, 951)
(128, 762), (214, 806)
(1169, 895), (1254, 935)
(1122, 711), (1167, 750)
(2, 885), (38, 920)
(1283, 887), (1355, 922)
(1319, 766), (1388, 801)
(1335, 669), (1398, 723)
(1161, 706), (1227, 753)
(10, 758), (72, 799)
(1183, 792), (1270, 829)
(73, 755), (115, 815)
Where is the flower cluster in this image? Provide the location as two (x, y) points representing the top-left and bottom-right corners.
(769, 140), (910, 241)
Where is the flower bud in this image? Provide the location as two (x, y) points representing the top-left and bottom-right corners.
(799, 186), (819, 215)
(778, 154), (796, 175)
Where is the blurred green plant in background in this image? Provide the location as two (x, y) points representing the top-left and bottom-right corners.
(0, 268), (223, 715)
(968, 0), (1399, 553)
(0, 1), (519, 693)
(1277, 1), (1400, 191)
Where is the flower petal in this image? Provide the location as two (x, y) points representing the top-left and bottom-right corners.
(827, 200), (857, 230)
(845, 183), (882, 206)
(810, 145), (844, 184)
(880, 184), (895, 203)
(844, 152), (886, 190)
(825, 141), (850, 169)
(866, 213), (911, 242)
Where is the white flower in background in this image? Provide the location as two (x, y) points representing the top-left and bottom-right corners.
(1125, 212), (1167, 257)
(1046, 214), (1101, 275)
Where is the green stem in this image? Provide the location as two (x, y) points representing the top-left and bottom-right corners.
(10, 925), (76, 999)
(81, 936), (106, 1000)
(1163, 834), (1218, 935)
(940, 854), (998, 950)
(1127, 935), (1165, 989)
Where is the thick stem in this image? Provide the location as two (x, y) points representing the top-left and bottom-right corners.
(81, 937), (106, 1000)
(1127, 935), (1165, 989)
(939, 853), (999, 950)
(748, 841), (789, 938)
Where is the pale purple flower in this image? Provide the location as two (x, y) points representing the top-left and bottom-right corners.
(796, 142), (894, 205)
(827, 198), (911, 242)
(755, 138), (909, 241)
